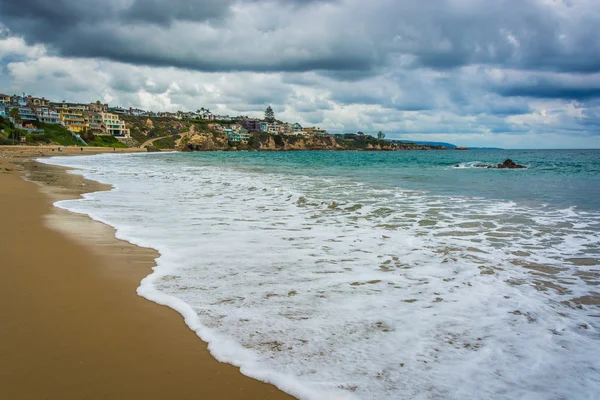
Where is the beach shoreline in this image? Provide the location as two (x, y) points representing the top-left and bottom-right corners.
(0, 146), (292, 400)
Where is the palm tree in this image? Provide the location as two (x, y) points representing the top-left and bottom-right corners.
(9, 108), (21, 144)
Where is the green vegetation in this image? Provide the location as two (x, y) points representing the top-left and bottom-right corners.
(121, 115), (192, 145)
(264, 106), (275, 123)
(0, 117), (16, 145)
(80, 131), (127, 147)
(36, 123), (81, 146)
(153, 135), (180, 150)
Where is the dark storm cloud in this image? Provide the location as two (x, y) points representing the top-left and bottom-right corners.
(496, 85), (600, 101)
(123, 0), (232, 25)
(1, 0), (600, 77)
(492, 74), (600, 100)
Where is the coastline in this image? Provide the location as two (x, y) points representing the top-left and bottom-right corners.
(0, 146), (292, 400)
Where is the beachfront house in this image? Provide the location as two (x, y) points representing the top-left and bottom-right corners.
(89, 102), (109, 113)
(11, 107), (38, 123)
(292, 123), (302, 134)
(239, 127), (250, 142)
(100, 112), (130, 137)
(11, 96), (28, 107)
(242, 119), (261, 132)
(0, 94), (10, 104)
(224, 127), (241, 142)
(314, 128), (328, 137)
(35, 107), (61, 124)
(127, 108), (147, 117)
(279, 122), (292, 135)
(86, 113), (106, 134)
(267, 123), (279, 135)
(59, 108), (87, 132)
(109, 107), (127, 115)
(27, 96), (49, 107)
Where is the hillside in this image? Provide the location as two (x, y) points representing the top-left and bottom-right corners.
(182, 131), (446, 151)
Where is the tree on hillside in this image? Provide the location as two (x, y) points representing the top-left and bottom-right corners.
(265, 106), (275, 122)
(8, 108), (21, 145)
(9, 107), (20, 123)
(377, 131), (386, 140)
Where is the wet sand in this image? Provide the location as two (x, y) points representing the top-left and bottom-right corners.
(0, 146), (292, 399)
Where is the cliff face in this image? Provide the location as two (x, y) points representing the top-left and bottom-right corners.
(122, 116), (193, 145)
(184, 132), (230, 151)
(248, 134), (347, 151)
(180, 132), (443, 151)
(121, 116), (445, 151)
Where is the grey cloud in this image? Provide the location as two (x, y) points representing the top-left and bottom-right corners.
(1, 0), (598, 77)
(496, 84), (600, 100)
(490, 73), (600, 100)
(123, 0), (232, 25)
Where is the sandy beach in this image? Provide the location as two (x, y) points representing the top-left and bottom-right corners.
(0, 146), (292, 399)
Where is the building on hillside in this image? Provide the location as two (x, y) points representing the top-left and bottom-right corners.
(157, 112), (177, 118)
(238, 127), (250, 142)
(260, 122), (268, 132)
(126, 108), (147, 117)
(0, 94), (10, 104)
(314, 128), (328, 137)
(100, 112), (130, 137)
(11, 96), (28, 107)
(59, 108), (86, 132)
(86, 113), (106, 134)
(35, 107), (60, 124)
(224, 127), (241, 142)
(279, 122), (292, 135)
(0, 107), (6, 118)
(200, 111), (215, 120)
(267, 122), (280, 135)
(27, 96), (49, 107)
(208, 123), (224, 132)
(302, 127), (316, 136)
(7, 106), (39, 123)
(109, 107), (127, 115)
(53, 102), (90, 112)
(90, 102), (108, 113)
(292, 123), (302, 133)
(242, 119), (261, 132)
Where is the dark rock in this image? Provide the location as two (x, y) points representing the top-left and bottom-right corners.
(497, 159), (526, 169)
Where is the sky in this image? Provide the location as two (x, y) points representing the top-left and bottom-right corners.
(1, 0), (599, 148)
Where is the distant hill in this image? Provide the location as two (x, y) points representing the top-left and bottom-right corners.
(387, 139), (503, 150)
(387, 140), (458, 148)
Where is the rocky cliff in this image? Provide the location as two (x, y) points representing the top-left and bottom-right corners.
(121, 116), (446, 151)
(181, 132), (443, 152)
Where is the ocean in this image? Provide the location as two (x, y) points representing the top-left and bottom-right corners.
(40, 149), (600, 399)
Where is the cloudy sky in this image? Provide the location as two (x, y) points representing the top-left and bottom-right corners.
(1, 0), (599, 148)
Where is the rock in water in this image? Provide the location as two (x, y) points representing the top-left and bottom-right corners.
(497, 159), (526, 169)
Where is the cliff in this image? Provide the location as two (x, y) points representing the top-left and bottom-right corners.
(181, 132), (444, 151)
(121, 116), (446, 151)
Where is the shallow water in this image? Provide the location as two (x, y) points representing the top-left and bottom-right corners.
(40, 150), (600, 399)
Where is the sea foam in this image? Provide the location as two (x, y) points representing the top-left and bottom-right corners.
(38, 153), (600, 400)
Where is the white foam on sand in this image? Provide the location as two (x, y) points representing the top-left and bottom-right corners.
(38, 153), (600, 400)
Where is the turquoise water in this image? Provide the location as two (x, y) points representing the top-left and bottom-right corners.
(182, 149), (600, 211)
(41, 150), (600, 399)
